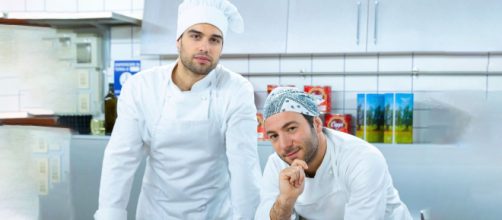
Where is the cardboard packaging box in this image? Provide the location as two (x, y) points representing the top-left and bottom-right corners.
(257, 113), (266, 140)
(384, 93), (414, 144)
(304, 85), (331, 113)
(356, 94), (384, 143)
(325, 113), (352, 134)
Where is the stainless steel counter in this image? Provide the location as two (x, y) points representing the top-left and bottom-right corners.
(71, 134), (502, 220)
(2, 125), (502, 220)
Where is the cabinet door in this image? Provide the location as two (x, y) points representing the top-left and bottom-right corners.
(286, 0), (368, 53)
(367, 0), (502, 52)
(224, 0), (288, 54)
(141, 0), (180, 55)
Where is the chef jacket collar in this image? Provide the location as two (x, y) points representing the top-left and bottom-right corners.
(167, 63), (218, 93)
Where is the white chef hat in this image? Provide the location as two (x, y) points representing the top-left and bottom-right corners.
(176, 0), (244, 40)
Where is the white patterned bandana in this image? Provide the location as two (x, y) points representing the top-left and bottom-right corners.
(263, 87), (320, 120)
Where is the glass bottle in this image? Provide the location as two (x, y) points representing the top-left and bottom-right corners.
(104, 83), (117, 135)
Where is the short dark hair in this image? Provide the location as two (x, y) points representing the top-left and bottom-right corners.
(302, 114), (314, 128)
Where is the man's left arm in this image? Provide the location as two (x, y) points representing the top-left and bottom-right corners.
(344, 152), (389, 220)
(225, 81), (261, 220)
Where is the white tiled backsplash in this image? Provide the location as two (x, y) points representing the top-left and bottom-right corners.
(2, 0), (502, 144)
(0, 0), (143, 13)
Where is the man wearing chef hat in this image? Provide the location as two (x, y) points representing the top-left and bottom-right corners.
(255, 87), (413, 220)
(95, 0), (261, 219)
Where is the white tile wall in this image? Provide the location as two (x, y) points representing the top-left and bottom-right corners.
(413, 54), (488, 73)
(0, 77), (20, 95)
(249, 56), (279, 73)
(0, 0), (25, 11)
(379, 55), (412, 72)
(132, 26), (141, 43)
(132, 42), (141, 59)
(0, 95), (19, 111)
(311, 75), (344, 91)
(345, 75), (378, 91)
(110, 43), (133, 60)
(1, 0), (143, 14)
(26, 0), (44, 11)
(413, 75), (487, 91)
(312, 55), (344, 73)
(487, 76), (502, 91)
(132, 0), (144, 10)
(343, 91), (359, 110)
(46, 0), (77, 12)
(280, 56), (311, 73)
(378, 76), (412, 92)
(489, 55), (502, 72)
(278, 75), (311, 88)
(77, 0), (104, 11)
(139, 55), (161, 70)
(330, 91), (345, 111)
(345, 55), (378, 72)
(219, 57), (248, 74)
(105, 0), (132, 11)
(4, 0), (502, 145)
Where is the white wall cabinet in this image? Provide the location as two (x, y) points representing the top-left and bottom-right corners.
(366, 0), (502, 52)
(141, 0), (502, 55)
(224, 0), (288, 54)
(286, 0), (368, 53)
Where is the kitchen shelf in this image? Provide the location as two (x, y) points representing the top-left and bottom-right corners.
(258, 141), (457, 148)
(241, 71), (502, 77)
(0, 11), (141, 28)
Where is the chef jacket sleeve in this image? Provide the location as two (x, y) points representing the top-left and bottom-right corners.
(94, 79), (145, 220)
(344, 152), (389, 220)
(225, 80), (262, 220)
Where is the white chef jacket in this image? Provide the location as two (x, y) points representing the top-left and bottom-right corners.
(255, 128), (412, 220)
(95, 62), (262, 220)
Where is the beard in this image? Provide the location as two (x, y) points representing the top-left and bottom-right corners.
(303, 127), (319, 164)
(178, 45), (219, 76)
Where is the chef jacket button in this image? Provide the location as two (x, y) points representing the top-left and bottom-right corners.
(201, 96), (207, 101)
(198, 205), (206, 211)
(329, 169), (334, 175)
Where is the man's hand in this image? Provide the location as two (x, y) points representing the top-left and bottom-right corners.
(279, 159), (308, 200)
(270, 159), (308, 220)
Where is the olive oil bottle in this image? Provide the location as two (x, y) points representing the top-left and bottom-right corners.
(104, 83), (117, 135)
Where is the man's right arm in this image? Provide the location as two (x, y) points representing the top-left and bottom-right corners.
(94, 80), (145, 220)
(270, 195), (296, 220)
(256, 158), (307, 220)
(271, 160), (307, 220)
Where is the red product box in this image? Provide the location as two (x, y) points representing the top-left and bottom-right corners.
(304, 85), (331, 113)
(267, 85), (278, 94)
(325, 113), (352, 134)
(267, 84), (295, 94)
(257, 113), (267, 140)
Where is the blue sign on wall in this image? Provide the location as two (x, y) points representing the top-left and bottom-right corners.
(114, 60), (141, 96)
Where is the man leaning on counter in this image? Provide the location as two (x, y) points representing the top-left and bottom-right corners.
(94, 0), (261, 219)
(255, 87), (413, 220)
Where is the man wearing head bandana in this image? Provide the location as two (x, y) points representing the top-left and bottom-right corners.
(94, 0), (261, 219)
(255, 87), (412, 220)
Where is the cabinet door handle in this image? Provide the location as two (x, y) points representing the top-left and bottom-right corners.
(373, 0), (379, 44)
(356, 2), (361, 45)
